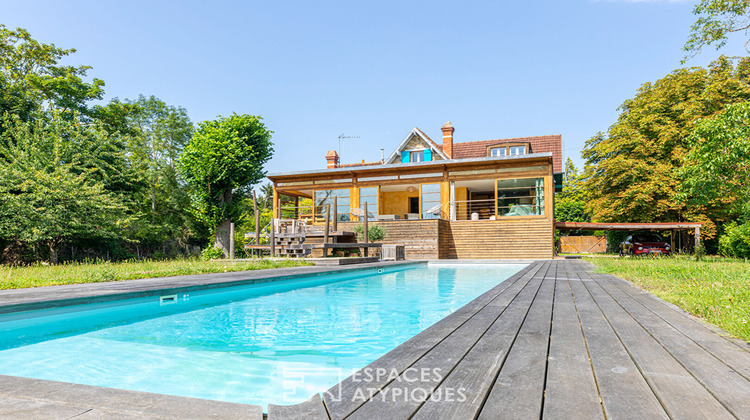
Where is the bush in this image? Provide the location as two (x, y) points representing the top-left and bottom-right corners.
(353, 224), (387, 242)
(718, 222), (750, 259)
(200, 246), (224, 261)
(605, 230), (630, 253)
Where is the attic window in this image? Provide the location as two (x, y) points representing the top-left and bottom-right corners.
(402, 149), (432, 163)
(488, 143), (529, 157)
(490, 147), (506, 157)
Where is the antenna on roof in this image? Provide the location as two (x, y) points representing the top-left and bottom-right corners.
(338, 133), (360, 163)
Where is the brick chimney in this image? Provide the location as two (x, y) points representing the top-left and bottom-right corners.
(441, 121), (454, 159)
(326, 150), (340, 168)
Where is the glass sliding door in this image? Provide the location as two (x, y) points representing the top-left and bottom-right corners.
(359, 187), (378, 221)
(496, 177), (545, 217)
(420, 183), (441, 219)
(313, 189), (351, 223)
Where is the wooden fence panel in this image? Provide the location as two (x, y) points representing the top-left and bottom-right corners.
(560, 236), (606, 253)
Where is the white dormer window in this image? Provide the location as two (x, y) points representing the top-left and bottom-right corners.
(490, 147), (506, 157)
(488, 143), (529, 158)
(410, 150), (425, 162)
(509, 146), (526, 156)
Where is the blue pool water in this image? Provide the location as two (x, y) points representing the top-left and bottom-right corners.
(0, 263), (525, 408)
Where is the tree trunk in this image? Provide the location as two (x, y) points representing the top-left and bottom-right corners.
(214, 189), (233, 258)
(151, 179), (156, 223)
(49, 243), (59, 265)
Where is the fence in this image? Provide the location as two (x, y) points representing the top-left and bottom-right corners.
(559, 236), (607, 254)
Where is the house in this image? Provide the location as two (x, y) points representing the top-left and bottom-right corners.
(266, 122), (563, 259)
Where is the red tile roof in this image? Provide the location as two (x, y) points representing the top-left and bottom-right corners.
(436, 135), (563, 172)
(339, 161), (383, 168)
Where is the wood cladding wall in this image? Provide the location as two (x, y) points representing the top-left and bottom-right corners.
(338, 220), (440, 260)
(337, 218), (553, 260)
(440, 219), (553, 259)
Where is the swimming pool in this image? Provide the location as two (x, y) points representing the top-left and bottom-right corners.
(0, 262), (525, 408)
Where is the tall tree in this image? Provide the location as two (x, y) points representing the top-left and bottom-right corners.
(0, 112), (130, 263)
(555, 159), (590, 224)
(684, 0), (750, 60)
(679, 100), (750, 216)
(178, 114), (273, 256)
(582, 56), (750, 238)
(122, 95), (193, 222)
(0, 25), (104, 122)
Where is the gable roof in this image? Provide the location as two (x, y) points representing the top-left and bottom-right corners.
(384, 127), (449, 164)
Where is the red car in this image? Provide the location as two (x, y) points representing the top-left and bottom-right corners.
(619, 233), (671, 256)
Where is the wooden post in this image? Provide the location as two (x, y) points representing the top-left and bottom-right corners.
(333, 196), (338, 232)
(695, 226), (700, 250)
(364, 202), (369, 257)
(229, 222), (235, 260)
(253, 191), (260, 254)
(323, 205), (330, 257)
(269, 219), (276, 257)
(294, 196), (299, 220)
(671, 229), (675, 255)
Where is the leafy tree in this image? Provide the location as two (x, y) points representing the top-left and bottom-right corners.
(582, 56), (750, 239)
(122, 95), (193, 222)
(0, 112), (130, 263)
(555, 159), (591, 238)
(0, 25), (104, 122)
(178, 114), (273, 256)
(679, 101), (750, 214)
(684, 0), (750, 61)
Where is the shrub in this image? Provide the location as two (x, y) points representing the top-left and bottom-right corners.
(353, 224), (387, 242)
(605, 230), (630, 253)
(200, 246), (224, 261)
(718, 222), (750, 259)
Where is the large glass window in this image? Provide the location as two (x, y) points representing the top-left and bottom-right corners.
(421, 183), (442, 219)
(496, 177), (544, 216)
(359, 187), (378, 221)
(314, 189), (350, 223)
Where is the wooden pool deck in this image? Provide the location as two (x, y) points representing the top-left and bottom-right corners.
(283, 260), (750, 420)
(1, 259), (749, 419)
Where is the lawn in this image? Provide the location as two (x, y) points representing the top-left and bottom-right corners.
(0, 258), (313, 290)
(585, 256), (750, 342)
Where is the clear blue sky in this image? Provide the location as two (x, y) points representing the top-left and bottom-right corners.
(3, 0), (747, 174)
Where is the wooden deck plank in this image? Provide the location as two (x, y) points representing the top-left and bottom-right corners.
(345, 264), (550, 420)
(410, 264), (551, 419)
(567, 268), (670, 419)
(593, 272), (750, 417)
(475, 264), (555, 420)
(542, 264), (604, 420)
(323, 262), (542, 419)
(268, 394), (328, 420)
(317, 260), (750, 420)
(602, 270), (750, 380)
(580, 273), (734, 419)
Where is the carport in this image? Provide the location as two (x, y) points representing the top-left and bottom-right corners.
(554, 222), (703, 252)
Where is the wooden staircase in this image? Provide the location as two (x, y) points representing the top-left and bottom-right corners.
(274, 233), (313, 257)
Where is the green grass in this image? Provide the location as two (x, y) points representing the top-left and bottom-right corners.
(0, 258), (313, 290)
(585, 255), (750, 342)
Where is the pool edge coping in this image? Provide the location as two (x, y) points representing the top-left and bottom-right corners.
(0, 260), (423, 314)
